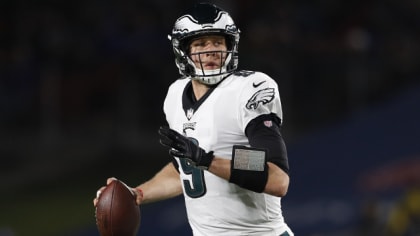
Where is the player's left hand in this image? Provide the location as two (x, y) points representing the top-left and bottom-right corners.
(158, 126), (214, 170)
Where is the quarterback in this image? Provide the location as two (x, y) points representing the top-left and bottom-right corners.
(94, 2), (293, 236)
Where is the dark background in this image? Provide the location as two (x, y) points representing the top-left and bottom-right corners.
(1, 0), (419, 235)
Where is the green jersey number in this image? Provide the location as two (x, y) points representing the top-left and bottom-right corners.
(179, 159), (206, 198)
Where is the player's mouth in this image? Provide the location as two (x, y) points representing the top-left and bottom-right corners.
(203, 62), (220, 69)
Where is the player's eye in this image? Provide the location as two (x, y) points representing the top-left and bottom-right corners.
(192, 41), (205, 48)
(214, 41), (223, 46)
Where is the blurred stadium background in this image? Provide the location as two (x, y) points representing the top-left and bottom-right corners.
(1, 0), (419, 235)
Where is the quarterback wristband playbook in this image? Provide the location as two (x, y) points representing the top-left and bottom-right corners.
(229, 145), (269, 193)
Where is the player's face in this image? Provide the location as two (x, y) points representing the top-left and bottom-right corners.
(189, 35), (227, 70)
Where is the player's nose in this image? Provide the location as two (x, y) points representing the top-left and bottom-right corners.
(204, 50), (217, 57)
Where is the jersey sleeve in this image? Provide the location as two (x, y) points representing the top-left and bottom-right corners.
(238, 72), (283, 132)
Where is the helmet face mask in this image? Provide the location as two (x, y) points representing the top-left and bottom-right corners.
(169, 3), (240, 85)
(189, 49), (231, 84)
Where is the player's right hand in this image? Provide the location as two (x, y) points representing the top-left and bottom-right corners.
(93, 177), (143, 206)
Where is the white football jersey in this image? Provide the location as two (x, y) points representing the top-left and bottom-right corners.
(163, 71), (292, 236)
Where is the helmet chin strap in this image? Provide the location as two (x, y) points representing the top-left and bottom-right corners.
(191, 73), (224, 85)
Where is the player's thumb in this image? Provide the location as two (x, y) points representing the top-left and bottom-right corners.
(169, 149), (185, 158)
(107, 177), (118, 185)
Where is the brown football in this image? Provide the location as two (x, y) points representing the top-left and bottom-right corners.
(95, 180), (140, 236)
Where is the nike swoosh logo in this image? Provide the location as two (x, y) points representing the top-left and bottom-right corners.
(252, 81), (266, 88)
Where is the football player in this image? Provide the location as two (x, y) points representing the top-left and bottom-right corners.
(94, 3), (293, 235)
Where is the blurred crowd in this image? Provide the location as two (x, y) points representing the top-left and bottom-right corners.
(1, 0), (419, 137)
(1, 0), (420, 235)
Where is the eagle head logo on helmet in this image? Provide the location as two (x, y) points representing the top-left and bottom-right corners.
(168, 3), (240, 85)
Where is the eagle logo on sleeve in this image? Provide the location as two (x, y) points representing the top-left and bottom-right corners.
(246, 88), (275, 110)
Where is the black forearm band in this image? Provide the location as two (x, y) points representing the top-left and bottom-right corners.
(229, 145), (269, 193)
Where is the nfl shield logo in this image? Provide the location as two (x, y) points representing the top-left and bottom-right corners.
(264, 120), (273, 127)
(187, 108), (194, 120)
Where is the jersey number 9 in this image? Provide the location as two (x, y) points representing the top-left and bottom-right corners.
(180, 159), (207, 198)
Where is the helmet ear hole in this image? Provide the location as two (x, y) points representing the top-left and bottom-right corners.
(185, 64), (195, 76)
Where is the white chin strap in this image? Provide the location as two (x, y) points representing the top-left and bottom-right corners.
(192, 72), (226, 85)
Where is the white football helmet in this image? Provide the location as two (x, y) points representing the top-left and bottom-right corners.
(169, 3), (240, 85)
